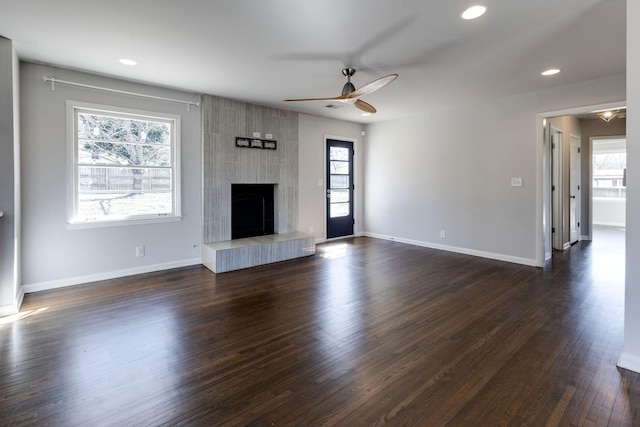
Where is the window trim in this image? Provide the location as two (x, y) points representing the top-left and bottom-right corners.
(66, 100), (181, 228)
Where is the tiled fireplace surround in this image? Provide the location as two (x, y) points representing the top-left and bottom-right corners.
(201, 95), (315, 273)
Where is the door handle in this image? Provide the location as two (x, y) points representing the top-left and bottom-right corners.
(326, 189), (331, 199)
(570, 195), (576, 199)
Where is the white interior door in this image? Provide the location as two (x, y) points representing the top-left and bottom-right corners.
(569, 135), (581, 244)
(551, 128), (563, 250)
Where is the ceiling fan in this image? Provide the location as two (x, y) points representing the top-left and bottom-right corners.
(284, 68), (398, 114)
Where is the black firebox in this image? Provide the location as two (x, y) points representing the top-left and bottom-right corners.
(231, 184), (275, 239)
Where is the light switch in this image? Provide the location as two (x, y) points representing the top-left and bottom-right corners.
(511, 177), (523, 187)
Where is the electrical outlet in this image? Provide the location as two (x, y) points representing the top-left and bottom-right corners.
(440, 230), (446, 239)
(511, 177), (523, 187)
(136, 246), (145, 257)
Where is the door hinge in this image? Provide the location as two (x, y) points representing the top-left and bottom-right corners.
(552, 227), (555, 233)
(552, 185), (555, 191)
(578, 222), (581, 227)
(578, 185), (580, 190)
(578, 147), (581, 153)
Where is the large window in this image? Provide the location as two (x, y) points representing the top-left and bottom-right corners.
(592, 139), (626, 200)
(68, 102), (180, 226)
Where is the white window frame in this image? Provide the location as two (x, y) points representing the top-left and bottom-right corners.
(66, 100), (181, 229)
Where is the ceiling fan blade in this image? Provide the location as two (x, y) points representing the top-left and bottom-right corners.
(345, 74), (398, 99)
(283, 95), (347, 102)
(355, 99), (377, 114)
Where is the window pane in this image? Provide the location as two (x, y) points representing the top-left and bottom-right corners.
(71, 104), (179, 225)
(330, 189), (350, 203)
(330, 160), (349, 175)
(78, 113), (171, 145)
(330, 175), (350, 189)
(78, 167), (172, 192)
(330, 203), (350, 218)
(78, 192), (173, 220)
(79, 141), (172, 167)
(592, 152), (627, 199)
(330, 146), (349, 161)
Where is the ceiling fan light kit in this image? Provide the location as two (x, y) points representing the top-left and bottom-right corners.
(284, 68), (398, 114)
(598, 110), (618, 122)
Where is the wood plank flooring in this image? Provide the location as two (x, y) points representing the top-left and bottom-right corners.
(1, 228), (639, 425)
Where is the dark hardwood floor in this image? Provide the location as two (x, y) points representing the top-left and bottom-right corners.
(1, 228), (638, 426)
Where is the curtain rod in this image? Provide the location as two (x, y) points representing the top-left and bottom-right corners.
(42, 76), (201, 110)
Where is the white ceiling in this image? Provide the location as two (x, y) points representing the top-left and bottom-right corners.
(0, 0), (626, 123)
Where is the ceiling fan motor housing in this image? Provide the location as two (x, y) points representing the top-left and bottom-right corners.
(341, 68), (357, 95)
(342, 82), (356, 96)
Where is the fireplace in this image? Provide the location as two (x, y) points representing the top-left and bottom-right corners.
(231, 184), (276, 239)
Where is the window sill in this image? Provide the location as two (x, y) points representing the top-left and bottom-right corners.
(66, 215), (182, 230)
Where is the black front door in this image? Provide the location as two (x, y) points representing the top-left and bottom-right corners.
(326, 139), (354, 239)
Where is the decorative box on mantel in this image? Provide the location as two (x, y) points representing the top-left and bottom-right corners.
(235, 136), (277, 150)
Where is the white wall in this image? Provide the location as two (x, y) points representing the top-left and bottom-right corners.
(0, 37), (21, 315)
(20, 63), (202, 292)
(364, 74), (625, 266)
(298, 114), (364, 242)
(620, 0), (640, 373)
(593, 199), (625, 226)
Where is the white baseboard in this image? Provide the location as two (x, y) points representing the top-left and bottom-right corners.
(0, 287), (25, 317)
(23, 258), (202, 294)
(363, 232), (538, 267)
(0, 304), (18, 317)
(594, 221), (626, 227)
(618, 352), (640, 374)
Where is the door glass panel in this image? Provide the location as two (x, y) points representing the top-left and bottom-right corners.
(330, 160), (349, 174)
(330, 202), (350, 218)
(330, 146), (349, 161)
(330, 175), (350, 189)
(330, 189), (350, 203)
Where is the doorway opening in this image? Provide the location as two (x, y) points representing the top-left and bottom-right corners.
(538, 103), (626, 265)
(592, 137), (626, 230)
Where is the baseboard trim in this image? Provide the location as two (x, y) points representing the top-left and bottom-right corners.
(618, 352), (640, 374)
(0, 287), (25, 317)
(363, 232), (538, 267)
(593, 221), (626, 227)
(23, 258), (202, 294)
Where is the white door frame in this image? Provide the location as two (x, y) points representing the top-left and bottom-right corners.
(536, 101), (626, 267)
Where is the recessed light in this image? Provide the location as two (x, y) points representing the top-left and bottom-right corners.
(118, 58), (137, 66)
(461, 5), (487, 20)
(541, 68), (561, 76)
(361, 112), (371, 117)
